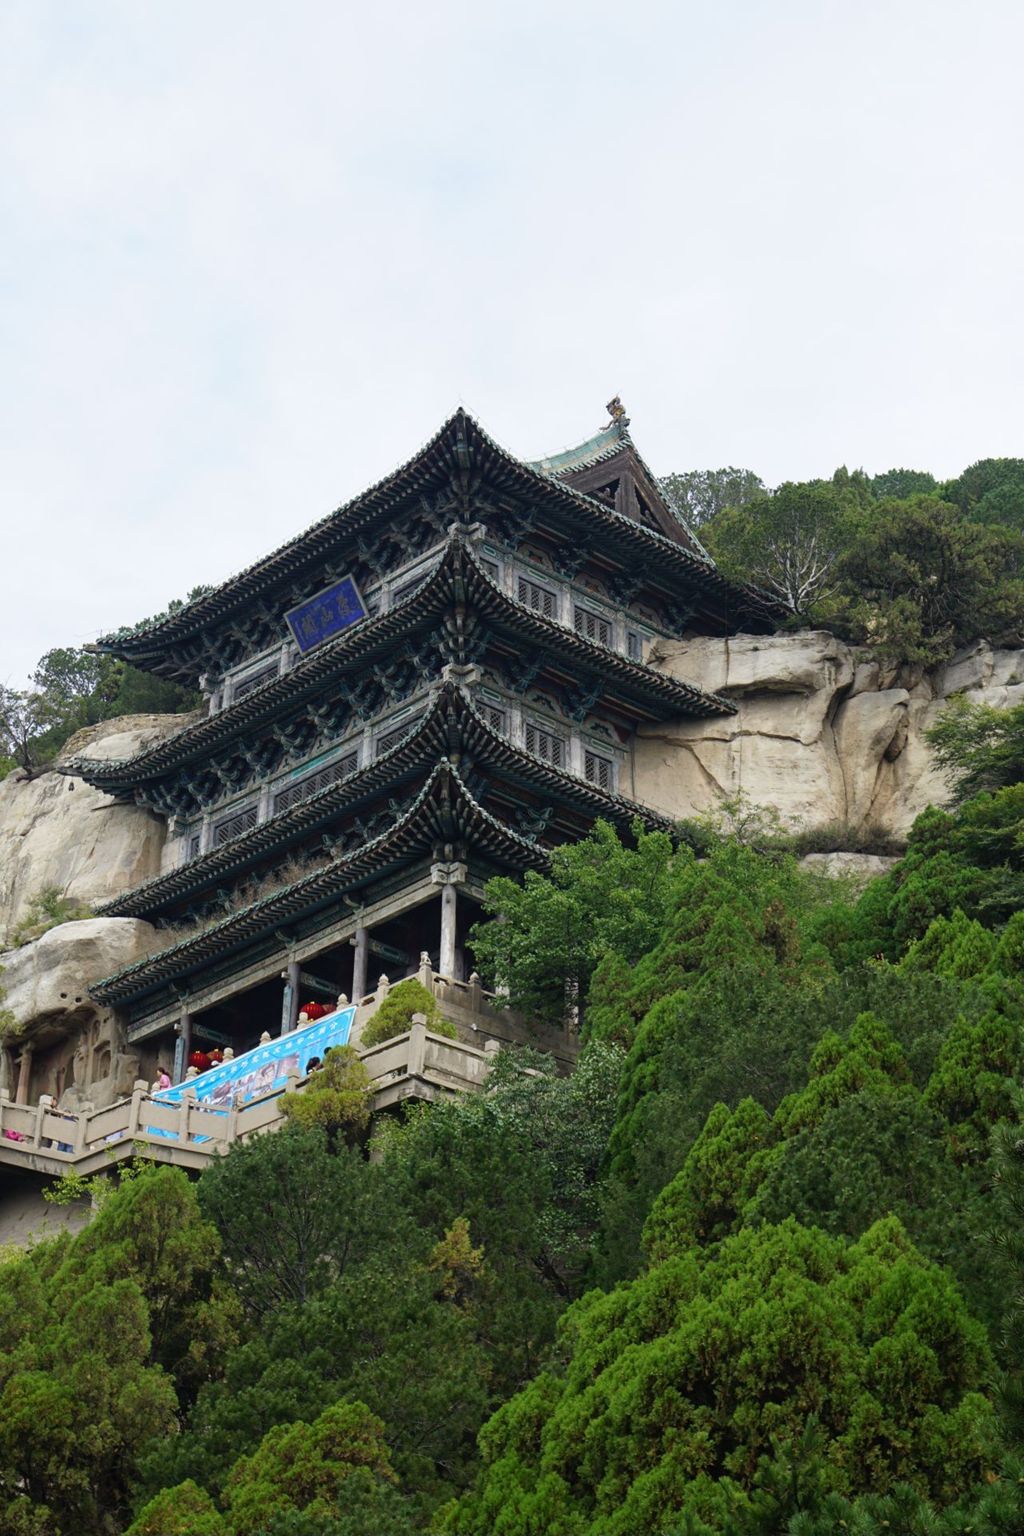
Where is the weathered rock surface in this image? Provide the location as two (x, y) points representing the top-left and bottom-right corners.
(0, 714), (184, 946)
(1, 917), (156, 1037)
(637, 633), (1024, 837)
(1, 917), (158, 1108)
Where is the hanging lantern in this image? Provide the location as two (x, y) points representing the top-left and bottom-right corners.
(188, 1049), (212, 1072)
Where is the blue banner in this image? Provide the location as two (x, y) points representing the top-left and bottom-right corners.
(285, 576), (367, 654)
(154, 1006), (355, 1116)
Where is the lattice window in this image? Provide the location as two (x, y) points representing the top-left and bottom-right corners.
(272, 752), (358, 814)
(212, 802), (259, 847)
(480, 702), (507, 734)
(626, 629), (644, 662)
(375, 715), (421, 757)
(187, 831), (202, 860)
(517, 576), (557, 619)
(584, 749), (614, 791)
(524, 721), (565, 768)
(574, 606), (612, 647)
(232, 662), (277, 702)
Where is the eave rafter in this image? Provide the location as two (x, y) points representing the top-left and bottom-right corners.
(96, 681), (674, 925)
(67, 538), (736, 800)
(95, 411), (783, 684)
(89, 759), (550, 1008)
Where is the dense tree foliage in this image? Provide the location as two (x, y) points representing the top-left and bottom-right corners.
(683, 454), (1024, 661)
(10, 688), (1024, 1533)
(442, 1217), (995, 1535)
(659, 467), (766, 529)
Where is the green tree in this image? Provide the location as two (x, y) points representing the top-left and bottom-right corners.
(359, 979), (455, 1047)
(469, 819), (684, 1029)
(945, 457), (1024, 532)
(927, 695), (1024, 803)
(659, 468), (766, 529)
(703, 481), (856, 615)
(442, 1217), (996, 1536)
(869, 468), (938, 500)
(0, 1165), (224, 1535)
(277, 1047), (372, 1147)
(0, 685), (48, 776)
(835, 496), (1024, 664)
(156, 1224), (493, 1510)
(126, 1479), (227, 1535)
(221, 1401), (409, 1536)
(198, 1130), (390, 1321)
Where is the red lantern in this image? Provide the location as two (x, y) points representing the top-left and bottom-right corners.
(302, 1000), (328, 1022)
(189, 1049), (211, 1072)
(208, 1048), (224, 1065)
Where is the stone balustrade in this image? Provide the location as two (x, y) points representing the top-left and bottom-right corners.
(0, 1019), (503, 1178)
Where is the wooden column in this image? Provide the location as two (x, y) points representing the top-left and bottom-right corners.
(432, 860), (467, 981)
(281, 958), (301, 1034)
(173, 1011), (192, 1085)
(351, 927), (369, 1003)
(439, 884), (458, 979)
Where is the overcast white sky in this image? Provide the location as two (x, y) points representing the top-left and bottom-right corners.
(3, 0), (1024, 686)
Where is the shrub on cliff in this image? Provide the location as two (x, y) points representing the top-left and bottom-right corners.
(358, 979), (454, 1048)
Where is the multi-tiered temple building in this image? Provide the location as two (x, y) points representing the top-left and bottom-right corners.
(68, 404), (780, 1079)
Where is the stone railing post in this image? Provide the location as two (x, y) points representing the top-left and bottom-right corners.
(179, 1085), (196, 1146)
(408, 1014), (428, 1079)
(284, 1066), (301, 1094)
(73, 1105), (91, 1156)
(376, 973), (390, 1005)
(417, 950), (434, 989)
(483, 1039), (500, 1071)
(33, 1094), (53, 1149)
(467, 971), (483, 1013)
(126, 1080), (149, 1139)
(222, 1093), (241, 1149)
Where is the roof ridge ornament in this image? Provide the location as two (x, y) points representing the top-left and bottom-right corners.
(605, 395), (630, 428)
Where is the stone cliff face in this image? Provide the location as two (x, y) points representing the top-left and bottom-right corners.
(0, 715), (184, 1109)
(1, 639), (1021, 1111)
(0, 714), (186, 948)
(637, 633), (1024, 837)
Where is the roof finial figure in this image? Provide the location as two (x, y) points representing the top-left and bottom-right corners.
(605, 395), (629, 427)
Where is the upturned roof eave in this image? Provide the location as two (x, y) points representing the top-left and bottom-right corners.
(68, 540), (737, 792)
(88, 759), (548, 1006)
(95, 411), (782, 668)
(94, 682), (676, 922)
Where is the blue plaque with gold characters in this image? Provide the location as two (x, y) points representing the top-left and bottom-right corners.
(285, 575), (367, 654)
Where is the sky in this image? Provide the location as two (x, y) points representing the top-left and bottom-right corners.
(3, 0), (1024, 687)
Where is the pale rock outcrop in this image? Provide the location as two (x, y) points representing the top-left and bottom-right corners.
(638, 633), (1024, 838)
(0, 917), (157, 1109)
(0, 713), (185, 946)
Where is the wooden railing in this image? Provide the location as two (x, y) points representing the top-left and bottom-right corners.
(0, 1020), (500, 1177)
